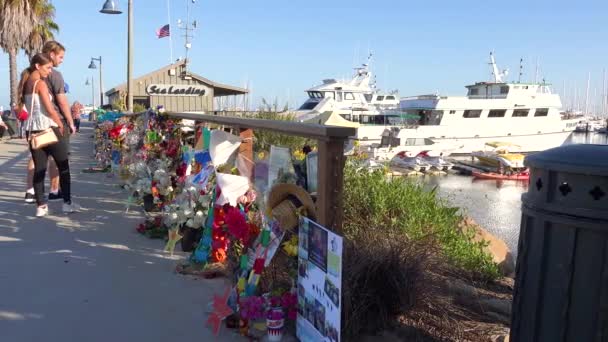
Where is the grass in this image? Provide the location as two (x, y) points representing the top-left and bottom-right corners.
(342, 162), (501, 281)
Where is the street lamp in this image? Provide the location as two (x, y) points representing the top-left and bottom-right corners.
(85, 76), (96, 108)
(88, 57), (104, 106)
(99, 0), (133, 112)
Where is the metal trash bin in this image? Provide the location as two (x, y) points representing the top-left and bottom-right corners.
(511, 144), (608, 342)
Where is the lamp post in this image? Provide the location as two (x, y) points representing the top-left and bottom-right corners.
(85, 76), (96, 108)
(100, 0), (133, 112)
(88, 57), (104, 106)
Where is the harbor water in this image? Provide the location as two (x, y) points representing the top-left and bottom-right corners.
(420, 132), (608, 257)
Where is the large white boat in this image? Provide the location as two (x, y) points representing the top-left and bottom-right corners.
(295, 55), (399, 122)
(344, 53), (576, 154)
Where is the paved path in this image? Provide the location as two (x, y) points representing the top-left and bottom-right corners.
(0, 122), (242, 341)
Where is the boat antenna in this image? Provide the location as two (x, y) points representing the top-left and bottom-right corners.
(489, 52), (503, 83)
(518, 58), (523, 83)
(178, 0), (197, 73)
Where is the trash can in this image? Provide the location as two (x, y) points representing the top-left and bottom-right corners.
(510, 144), (608, 342)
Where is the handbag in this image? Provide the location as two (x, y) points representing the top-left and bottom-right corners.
(17, 109), (28, 121)
(27, 80), (59, 150)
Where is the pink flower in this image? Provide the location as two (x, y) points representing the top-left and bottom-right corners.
(287, 308), (297, 320)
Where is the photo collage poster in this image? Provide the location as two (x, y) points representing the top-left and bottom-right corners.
(296, 217), (342, 342)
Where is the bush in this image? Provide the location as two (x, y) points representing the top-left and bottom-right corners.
(342, 163), (500, 281)
(342, 229), (433, 339)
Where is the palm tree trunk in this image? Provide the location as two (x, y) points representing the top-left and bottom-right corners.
(8, 47), (18, 106)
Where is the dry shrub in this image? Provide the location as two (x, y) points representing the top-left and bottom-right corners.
(342, 229), (437, 340)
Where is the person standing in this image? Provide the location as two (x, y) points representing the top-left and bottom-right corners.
(24, 41), (76, 203)
(19, 53), (79, 216)
(71, 101), (83, 132)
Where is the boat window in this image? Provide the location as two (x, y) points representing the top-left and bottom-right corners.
(324, 91), (335, 99)
(514, 86), (520, 89)
(488, 109), (506, 118)
(534, 108), (549, 117)
(298, 102), (318, 110)
(512, 109), (529, 117)
(363, 94), (373, 102)
(463, 110), (482, 118)
(376, 96), (384, 101)
(469, 88), (479, 96)
(336, 92), (343, 102)
(449, 110), (456, 114)
(500, 86), (509, 94)
(386, 95), (395, 100)
(307, 91), (323, 99)
(523, 86), (529, 89)
(344, 92), (355, 100)
(339, 114), (352, 121)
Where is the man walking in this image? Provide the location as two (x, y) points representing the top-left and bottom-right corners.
(24, 41), (76, 203)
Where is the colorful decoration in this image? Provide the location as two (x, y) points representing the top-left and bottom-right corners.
(206, 288), (233, 335)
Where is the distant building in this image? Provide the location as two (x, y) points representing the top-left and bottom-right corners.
(105, 59), (248, 112)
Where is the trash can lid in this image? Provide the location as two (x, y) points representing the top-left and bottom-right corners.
(525, 144), (608, 176)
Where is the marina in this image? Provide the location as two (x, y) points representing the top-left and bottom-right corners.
(421, 132), (608, 256)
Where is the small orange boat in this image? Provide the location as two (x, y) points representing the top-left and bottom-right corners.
(472, 170), (530, 181)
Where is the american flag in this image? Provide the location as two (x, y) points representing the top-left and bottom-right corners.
(156, 24), (170, 39)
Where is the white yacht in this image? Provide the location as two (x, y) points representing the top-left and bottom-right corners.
(364, 53), (578, 154)
(295, 56), (399, 122)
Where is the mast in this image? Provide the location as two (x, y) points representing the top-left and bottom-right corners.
(534, 57), (539, 84)
(585, 72), (590, 115)
(167, 0), (173, 63)
(600, 68), (606, 115)
(489, 52), (502, 83)
(518, 58), (523, 83)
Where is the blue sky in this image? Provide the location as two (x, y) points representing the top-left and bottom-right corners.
(1, 0), (607, 111)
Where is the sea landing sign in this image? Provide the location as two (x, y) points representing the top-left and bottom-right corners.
(145, 84), (208, 96)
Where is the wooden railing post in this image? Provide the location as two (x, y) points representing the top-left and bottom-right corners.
(238, 128), (255, 182)
(316, 137), (347, 233)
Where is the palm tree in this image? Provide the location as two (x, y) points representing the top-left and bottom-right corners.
(0, 0), (48, 106)
(24, 2), (58, 58)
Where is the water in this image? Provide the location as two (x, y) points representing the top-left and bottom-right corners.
(421, 132), (608, 256)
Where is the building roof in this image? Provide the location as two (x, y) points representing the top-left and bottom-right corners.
(105, 59), (248, 97)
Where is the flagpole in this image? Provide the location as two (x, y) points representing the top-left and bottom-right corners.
(167, 0), (173, 63)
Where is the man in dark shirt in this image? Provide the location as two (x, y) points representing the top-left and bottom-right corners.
(24, 41), (76, 203)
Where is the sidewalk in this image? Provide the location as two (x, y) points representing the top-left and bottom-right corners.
(0, 122), (242, 341)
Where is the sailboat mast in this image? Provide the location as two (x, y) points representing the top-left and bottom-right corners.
(600, 68), (606, 115)
(585, 72), (590, 115)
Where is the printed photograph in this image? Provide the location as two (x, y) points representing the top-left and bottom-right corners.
(324, 277), (340, 308)
(305, 294), (315, 325)
(298, 218), (310, 258)
(313, 299), (326, 336)
(308, 221), (328, 272)
(326, 322), (340, 342)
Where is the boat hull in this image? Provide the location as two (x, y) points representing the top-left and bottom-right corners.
(359, 129), (573, 154)
(472, 171), (530, 181)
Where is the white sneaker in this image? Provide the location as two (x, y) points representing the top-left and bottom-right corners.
(36, 205), (49, 217)
(62, 202), (81, 214)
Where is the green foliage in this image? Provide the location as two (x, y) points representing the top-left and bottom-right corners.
(111, 97), (126, 112)
(133, 102), (147, 113)
(342, 162), (501, 281)
(246, 98), (314, 153)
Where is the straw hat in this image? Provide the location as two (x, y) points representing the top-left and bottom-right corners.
(267, 183), (317, 231)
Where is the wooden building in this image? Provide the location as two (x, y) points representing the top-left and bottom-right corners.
(105, 59), (248, 112)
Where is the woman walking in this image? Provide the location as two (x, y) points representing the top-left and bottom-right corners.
(70, 101), (83, 132)
(19, 53), (79, 217)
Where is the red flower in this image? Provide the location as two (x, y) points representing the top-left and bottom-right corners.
(225, 206), (249, 244)
(136, 223), (146, 233)
(176, 162), (187, 177)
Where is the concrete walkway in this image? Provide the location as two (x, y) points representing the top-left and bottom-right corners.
(0, 122), (243, 341)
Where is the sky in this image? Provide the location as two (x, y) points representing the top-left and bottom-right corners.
(1, 0), (608, 111)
